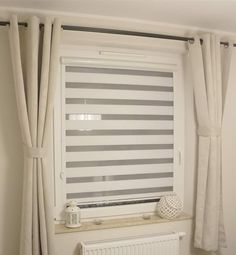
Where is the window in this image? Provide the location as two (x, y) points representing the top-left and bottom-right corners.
(54, 46), (184, 221)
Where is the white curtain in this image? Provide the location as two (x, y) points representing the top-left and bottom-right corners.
(189, 34), (233, 251)
(8, 15), (61, 255)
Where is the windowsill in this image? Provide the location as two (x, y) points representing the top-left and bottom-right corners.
(55, 212), (192, 234)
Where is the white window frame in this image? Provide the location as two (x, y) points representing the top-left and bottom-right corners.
(54, 45), (185, 222)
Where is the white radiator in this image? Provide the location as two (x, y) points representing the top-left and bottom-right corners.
(80, 232), (185, 255)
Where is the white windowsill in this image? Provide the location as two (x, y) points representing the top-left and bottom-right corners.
(55, 212), (192, 234)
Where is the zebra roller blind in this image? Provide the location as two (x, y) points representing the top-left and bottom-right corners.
(63, 64), (174, 205)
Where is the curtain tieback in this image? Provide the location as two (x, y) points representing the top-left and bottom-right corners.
(197, 126), (221, 137)
(23, 145), (47, 159)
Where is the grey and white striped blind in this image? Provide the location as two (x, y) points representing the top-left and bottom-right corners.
(63, 65), (174, 204)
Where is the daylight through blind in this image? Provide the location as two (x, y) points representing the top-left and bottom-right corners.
(63, 65), (174, 204)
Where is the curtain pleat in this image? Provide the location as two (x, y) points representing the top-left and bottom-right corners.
(189, 34), (233, 251)
(9, 15), (61, 255)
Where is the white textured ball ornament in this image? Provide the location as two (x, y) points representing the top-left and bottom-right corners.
(157, 194), (183, 219)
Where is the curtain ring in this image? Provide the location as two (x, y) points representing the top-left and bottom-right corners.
(223, 42), (229, 48)
(188, 39), (195, 44)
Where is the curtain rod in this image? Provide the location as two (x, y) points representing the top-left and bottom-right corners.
(0, 21), (234, 47)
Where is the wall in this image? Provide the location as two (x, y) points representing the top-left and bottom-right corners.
(0, 28), (23, 255)
(0, 12), (235, 255)
(221, 50), (236, 255)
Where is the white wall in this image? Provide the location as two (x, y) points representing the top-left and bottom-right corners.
(221, 50), (236, 255)
(0, 13), (235, 255)
(0, 28), (23, 255)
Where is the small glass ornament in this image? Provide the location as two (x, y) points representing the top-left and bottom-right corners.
(65, 201), (81, 228)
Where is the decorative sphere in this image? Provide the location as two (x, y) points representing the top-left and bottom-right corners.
(157, 194), (183, 220)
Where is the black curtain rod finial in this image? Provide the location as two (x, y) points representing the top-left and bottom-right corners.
(0, 21), (9, 26)
(0, 21), (28, 27)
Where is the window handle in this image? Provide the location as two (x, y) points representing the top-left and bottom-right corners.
(60, 171), (65, 180)
(178, 149), (182, 166)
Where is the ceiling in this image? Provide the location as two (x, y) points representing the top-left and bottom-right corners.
(1, 0), (236, 33)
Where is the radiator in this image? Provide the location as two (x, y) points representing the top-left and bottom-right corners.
(80, 232), (185, 255)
